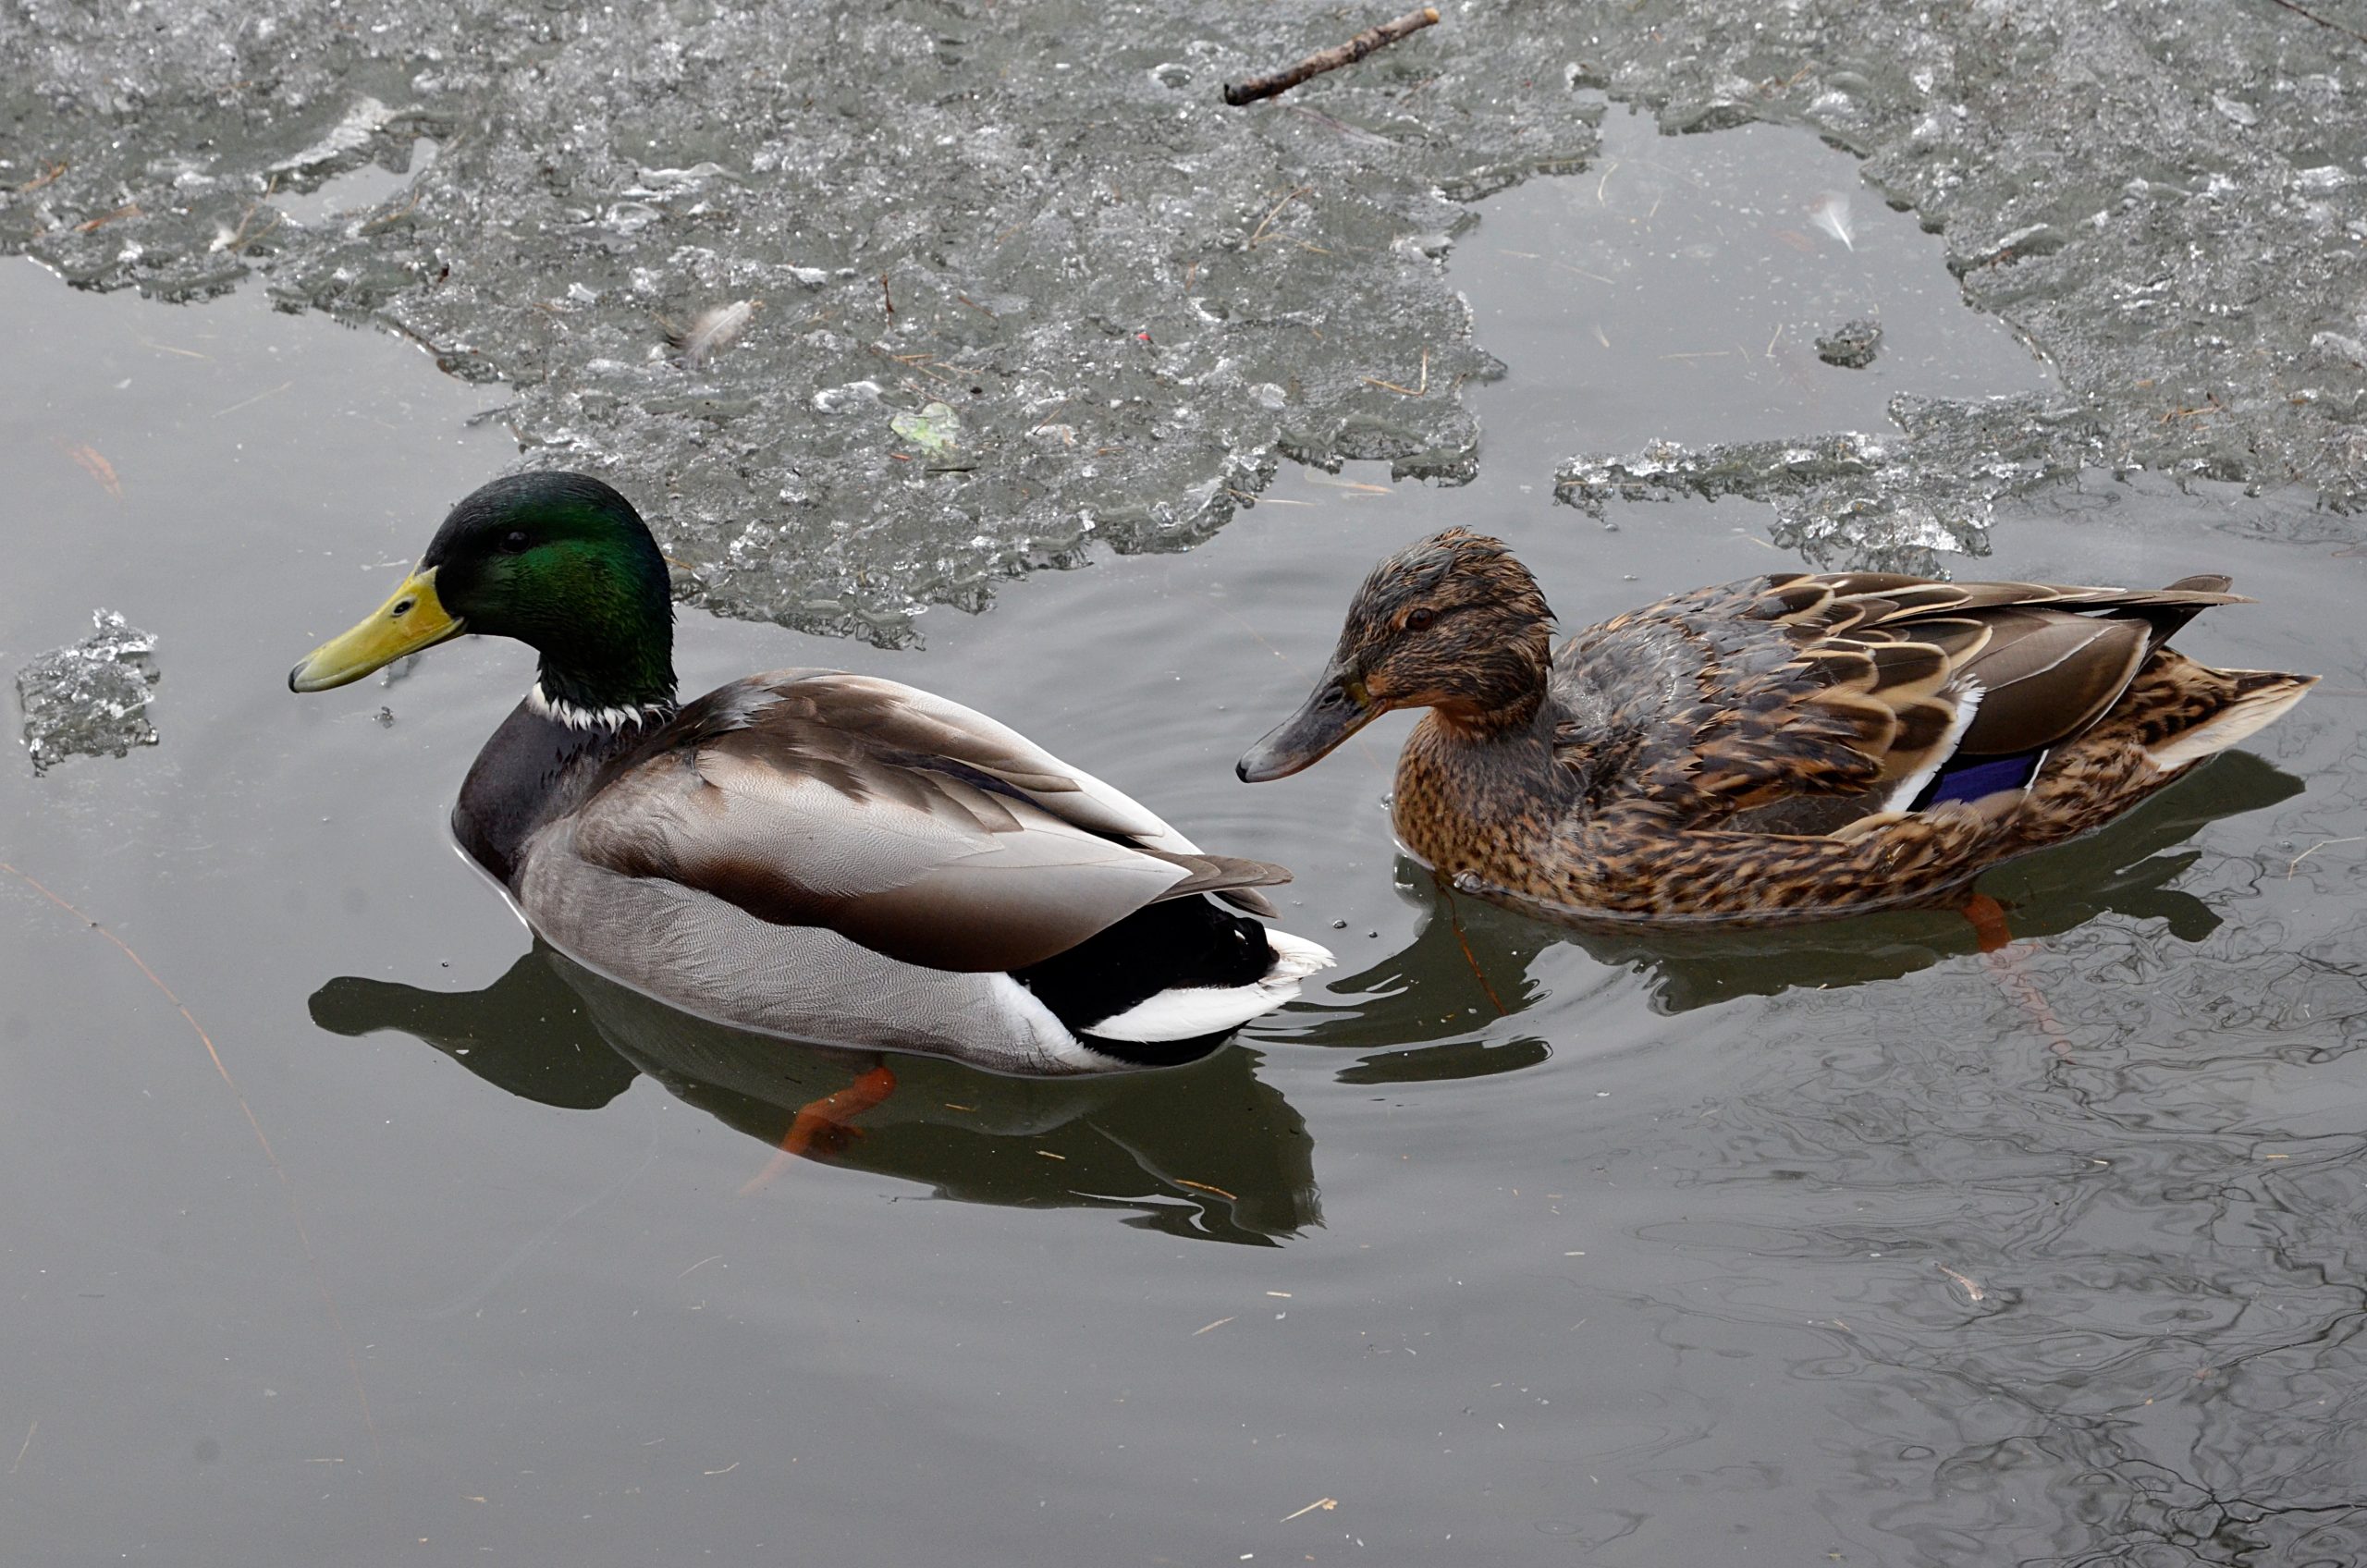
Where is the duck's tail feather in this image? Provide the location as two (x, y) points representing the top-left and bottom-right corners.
(1085, 926), (1335, 1045)
(2145, 668), (2317, 773)
(1138, 848), (1291, 918)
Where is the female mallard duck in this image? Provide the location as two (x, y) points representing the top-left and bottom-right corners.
(1238, 529), (2313, 925)
(289, 472), (1331, 1074)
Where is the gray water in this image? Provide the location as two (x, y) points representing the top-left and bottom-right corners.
(7, 50), (2367, 1568)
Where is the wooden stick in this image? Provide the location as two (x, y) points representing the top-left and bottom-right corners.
(1222, 6), (1440, 107)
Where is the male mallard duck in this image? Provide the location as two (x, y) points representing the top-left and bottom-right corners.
(290, 472), (1331, 1074)
(1238, 529), (2313, 925)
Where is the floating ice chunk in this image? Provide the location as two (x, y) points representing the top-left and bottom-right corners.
(16, 610), (161, 776)
(2309, 332), (2367, 370)
(2213, 94), (2259, 129)
(1816, 319), (1883, 368)
(811, 380), (883, 415)
(270, 97), (405, 175)
(628, 163), (736, 195)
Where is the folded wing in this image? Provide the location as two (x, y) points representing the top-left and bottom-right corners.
(570, 670), (1290, 971)
(1579, 572), (2250, 832)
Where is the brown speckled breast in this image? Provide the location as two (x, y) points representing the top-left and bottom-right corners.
(1391, 712), (1576, 889)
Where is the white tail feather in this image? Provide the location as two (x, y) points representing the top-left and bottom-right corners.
(1085, 928), (1335, 1044)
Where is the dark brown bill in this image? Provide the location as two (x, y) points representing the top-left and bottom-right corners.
(1236, 668), (1376, 782)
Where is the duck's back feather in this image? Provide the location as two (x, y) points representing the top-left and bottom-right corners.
(1553, 571), (2257, 833)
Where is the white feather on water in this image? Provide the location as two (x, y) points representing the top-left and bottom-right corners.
(1809, 192), (1856, 251)
(666, 299), (761, 370)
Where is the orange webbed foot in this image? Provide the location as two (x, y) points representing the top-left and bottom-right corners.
(738, 1064), (898, 1195)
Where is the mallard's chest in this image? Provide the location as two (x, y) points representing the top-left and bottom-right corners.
(1389, 718), (1576, 889)
(454, 703), (635, 888)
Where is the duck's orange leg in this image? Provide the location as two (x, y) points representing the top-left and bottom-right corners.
(1959, 894), (2076, 1059)
(738, 1065), (898, 1195)
(1959, 891), (2015, 954)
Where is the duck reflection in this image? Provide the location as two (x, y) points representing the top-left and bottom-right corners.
(1291, 752), (2304, 1069)
(310, 947), (1318, 1246)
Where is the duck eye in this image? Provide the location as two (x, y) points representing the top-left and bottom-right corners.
(1405, 607), (1437, 632)
(498, 530), (532, 555)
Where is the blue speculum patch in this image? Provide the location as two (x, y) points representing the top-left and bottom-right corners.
(1913, 748), (2046, 811)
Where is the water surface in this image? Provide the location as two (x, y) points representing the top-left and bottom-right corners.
(5, 116), (2365, 1568)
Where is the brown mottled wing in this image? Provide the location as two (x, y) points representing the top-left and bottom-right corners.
(1552, 571), (2250, 831)
(568, 670), (1290, 972)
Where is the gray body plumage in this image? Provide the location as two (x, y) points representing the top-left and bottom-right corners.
(518, 841), (1104, 1071)
(480, 669), (1331, 1074)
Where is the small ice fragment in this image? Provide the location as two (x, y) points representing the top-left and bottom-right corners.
(1809, 192), (1855, 251)
(269, 96), (404, 176)
(812, 380), (884, 415)
(2310, 332), (2367, 370)
(16, 610), (161, 775)
(630, 163), (735, 194)
(1815, 319), (1883, 369)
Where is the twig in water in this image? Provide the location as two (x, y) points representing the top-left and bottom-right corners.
(1223, 7), (1441, 106)
(213, 379), (295, 419)
(74, 202), (141, 233)
(1445, 895), (1508, 1018)
(1285, 104), (1397, 148)
(1552, 261), (1614, 285)
(2286, 835), (2366, 876)
(215, 201), (282, 254)
(357, 188), (423, 235)
(0, 863), (376, 1451)
(59, 441), (122, 498)
(2265, 0), (2367, 48)
(1362, 348), (1429, 397)
(1935, 1263), (1987, 1303)
(1247, 184), (1313, 249)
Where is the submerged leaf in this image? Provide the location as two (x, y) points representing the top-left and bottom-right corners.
(889, 401), (963, 455)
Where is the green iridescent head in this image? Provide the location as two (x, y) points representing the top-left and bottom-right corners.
(288, 472), (677, 711)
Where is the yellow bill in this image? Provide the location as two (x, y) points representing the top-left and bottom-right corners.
(288, 568), (464, 692)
